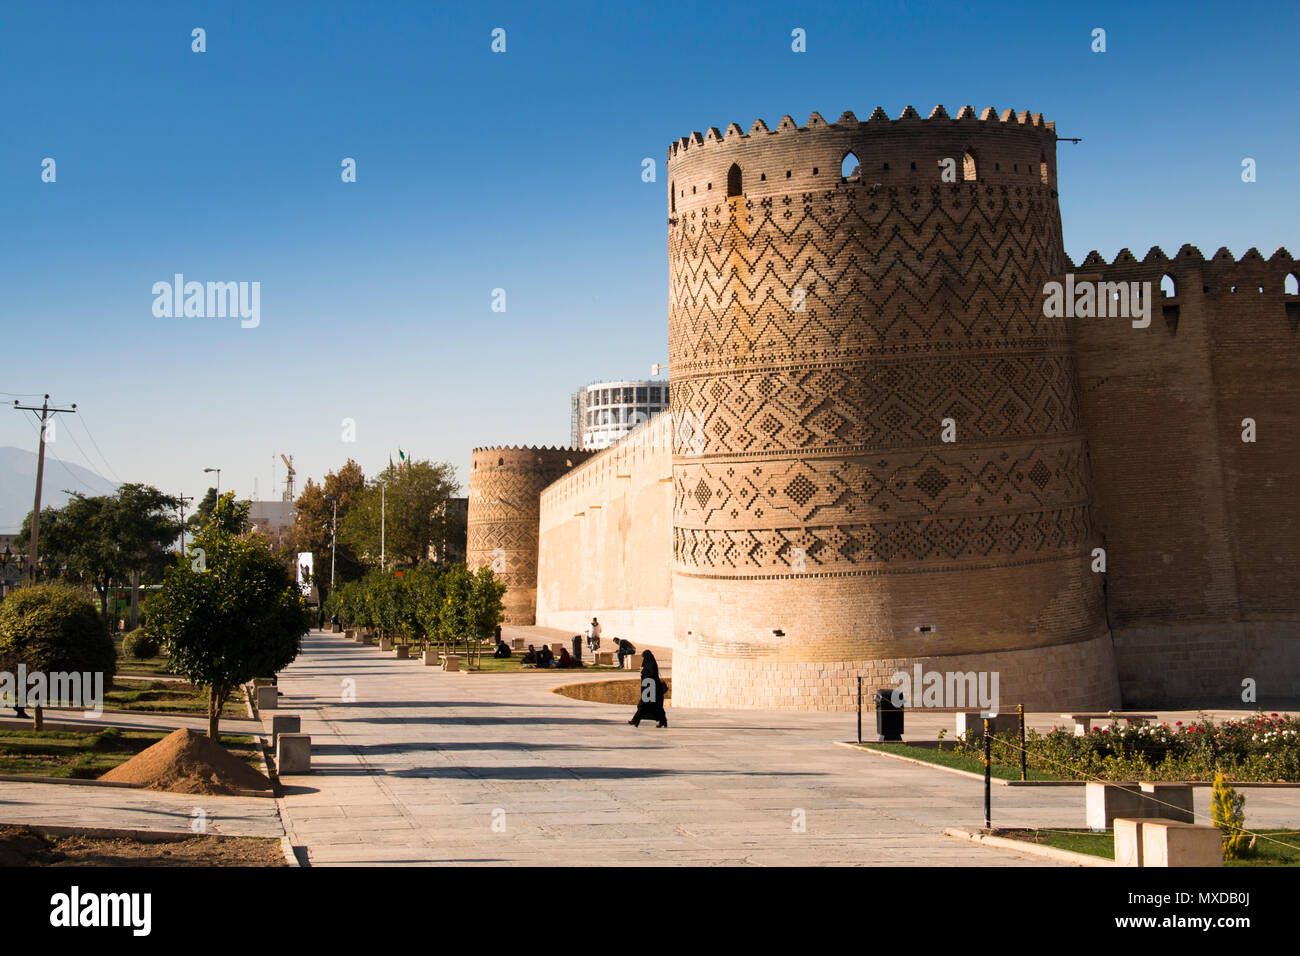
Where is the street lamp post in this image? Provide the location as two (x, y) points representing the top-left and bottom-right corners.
(380, 482), (385, 569)
(324, 495), (337, 595)
(203, 467), (222, 497)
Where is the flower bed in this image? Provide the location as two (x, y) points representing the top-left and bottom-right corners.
(951, 712), (1300, 783)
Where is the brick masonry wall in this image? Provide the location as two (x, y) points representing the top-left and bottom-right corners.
(666, 106), (1119, 709)
(1070, 246), (1300, 702)
(536, 414), (675, 648)
(467, 446), (593, 625)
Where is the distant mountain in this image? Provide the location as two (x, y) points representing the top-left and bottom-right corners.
(0, 446), (118, 533)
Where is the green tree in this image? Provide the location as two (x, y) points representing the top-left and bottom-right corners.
(0, 585), (116, 729)
(187, 487), (218, 534)
(340, 460), (460, 568)
(290, 460), (366, 604)
(465, 566), (507, 643)
(16, 484), (181, 634)
(146, 518), (309, 739)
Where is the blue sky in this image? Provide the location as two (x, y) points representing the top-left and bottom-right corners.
(1, 0), (1295, 522)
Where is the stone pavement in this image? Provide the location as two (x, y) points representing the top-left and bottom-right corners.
(0, 703), (271, 837)
(0, 782), (283, 837)
(265, 630), (1294, 866)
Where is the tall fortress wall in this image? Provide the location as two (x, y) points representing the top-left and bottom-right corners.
(467, 446), (593, 624)
(467, 104), (1299, 711)
(1069, 246), (1300, 703)
(666, 106), (1119, 710)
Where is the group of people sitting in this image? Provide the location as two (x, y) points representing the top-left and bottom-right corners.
(520, 644), (579, 668)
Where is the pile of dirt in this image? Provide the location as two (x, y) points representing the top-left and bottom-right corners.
(100, 728), (272, 795)
(0, 825), (285, 866)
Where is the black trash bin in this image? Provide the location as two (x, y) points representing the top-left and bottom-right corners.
(571, 635), (583, 667)
(875, 688), (904, 741)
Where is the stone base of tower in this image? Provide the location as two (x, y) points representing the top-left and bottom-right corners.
(670, 631), (1121, 713)
(1113, 619), (1300, 707)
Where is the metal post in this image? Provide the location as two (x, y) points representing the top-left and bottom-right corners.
(856, 677), (862, 744)
(983, 717), (992, 829)
(380, 482), (385, 569)
(1018, 703), (1027, 782)
(330, 499), (337, 593)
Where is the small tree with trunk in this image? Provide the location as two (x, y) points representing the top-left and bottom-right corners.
(146, 516), (309, 739)
(0, 584), (116, 729)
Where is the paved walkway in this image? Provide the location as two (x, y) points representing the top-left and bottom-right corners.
(264, 630), (1297, 866)
(0, 782), (283, 837)
(0, 702), (271, 837)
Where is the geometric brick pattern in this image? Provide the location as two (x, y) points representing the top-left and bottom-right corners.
(467, 446), (593, 624)
(665, 107), (1115, 709)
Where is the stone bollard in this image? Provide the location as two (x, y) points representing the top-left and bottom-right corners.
(277, 733), (311, 774)
(255, 685), (278, 711)
(345, 629), (355, 639)
(379, 637), (393, 651)
(1139, 783), (1194, 823)
(955, 712), (1018, 736)
(626, 654), (643, 671)
(595, 652), (613, 666)
(550, 643), (565, 656)
(271, 714), (300, 750)
(512, 638), (525, 650)
(443, 655), (460, 672)
(354, 631), (366, 643)
(395, 645), (409, 659)
(1086, 782), (1144, 830)
(1114, 818), (1145, 867)
(1136, 817), (1223, 867)
(423, 650), (438, 666)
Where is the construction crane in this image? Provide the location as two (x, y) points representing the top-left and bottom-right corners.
(281, 454), (296, 502)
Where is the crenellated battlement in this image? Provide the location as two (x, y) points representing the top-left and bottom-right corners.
(668, 105), (1055, 159)
(471, 445), (586, 455)
(666, 105), (1063, 216)
(1065, 245), (1299, 301)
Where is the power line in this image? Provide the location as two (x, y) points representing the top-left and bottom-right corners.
(75, 411), (124, 485)
(17, 412), (94, 495)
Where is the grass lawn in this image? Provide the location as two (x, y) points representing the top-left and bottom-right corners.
(103, 679), (247, 718)
(465, 655), (625, 674)
(855, 741), (1067, 781)
(112, 636), (176, 677)
(0, 727), (259, 779)
(1000, 827), (1300, 866)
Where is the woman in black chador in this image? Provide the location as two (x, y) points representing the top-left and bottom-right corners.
(629, 650), (668, 728)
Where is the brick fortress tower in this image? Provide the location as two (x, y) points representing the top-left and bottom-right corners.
(467, 446), (593, 625)
(665, 106), (1122, 710)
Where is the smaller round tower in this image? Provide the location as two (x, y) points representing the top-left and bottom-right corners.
(467, 446), (594, 624)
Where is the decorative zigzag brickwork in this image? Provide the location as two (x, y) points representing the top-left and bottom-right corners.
(466, 446), (593, 625)
(664, 107), (1118, 711)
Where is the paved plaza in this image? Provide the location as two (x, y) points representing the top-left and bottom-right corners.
(270, 631), (1299, 865)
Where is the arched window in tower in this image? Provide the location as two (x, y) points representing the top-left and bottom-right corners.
(962, 149), (977, 181)
(727, 163), (743, 197)
(1039, 152), (1049, 185)
(1160, 274), (1177, 298)
(1285, 273), (1299, 295)
(841, 151), (861, 181)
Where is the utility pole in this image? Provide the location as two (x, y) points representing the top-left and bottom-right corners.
(380, 481), (386, 569)
(12, 395), (77, 583)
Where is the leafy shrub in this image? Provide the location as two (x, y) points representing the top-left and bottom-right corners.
(950, 712), (1300, 783)
(122, 628), (159, 660)
(1211, 772), (1252, 859)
